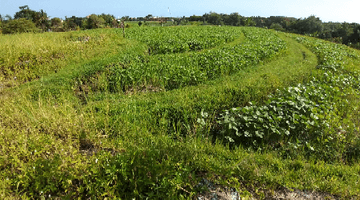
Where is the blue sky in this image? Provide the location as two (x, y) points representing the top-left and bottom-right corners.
(1, 0), (359, 23)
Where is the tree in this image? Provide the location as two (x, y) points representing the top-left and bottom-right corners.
(2, 18), (38, 34)
(137, 17), (145, 21)
(87, 14), (105, 29)
(293, 15), (323, 35)
(112, 19), (120, 28)
(267, 16), (284, 27)
(145, 14), (153, 20)
(266, 16), (296, 31)
(14, 5), (50, 31)
(100, 14), (116, 27)
(14, 5), (35, 20)
(224, 12), (242, 26)
(51, 17), (63, 32)
(122, 16), (130, 21)
(179, 16), (188, 25)
(63, 16), (83, 31)
(252, 16), (267, 27)
(243, 17), (256, 26)
(189, 15), (203, 22)
(270, 23), (284, 31)
(34, 9), (50, 31)
(203, 12), (223, 25)
(173, 18), (181, 25)
(347, 25), (360, 44)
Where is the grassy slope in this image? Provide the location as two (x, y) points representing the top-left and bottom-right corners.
(0, 29), (133, 88)
(82, 32), (316, 138)
(1, 27), (360, 199)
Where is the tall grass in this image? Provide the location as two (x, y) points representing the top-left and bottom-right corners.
(0, 29), (130, 86)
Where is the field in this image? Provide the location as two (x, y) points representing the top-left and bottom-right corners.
(1, 25), (360, 199)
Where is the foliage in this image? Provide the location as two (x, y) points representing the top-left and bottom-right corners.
(2, 5), (360, 52)
(1, 18), (39, 34)
(203, 12), (223, 25)
(1, 26), (360, 199)
(87, 14), (106, 29)
(14, 5), (35, 20)
(126, 26), (244, 54)
(99, 14), (116, 27)
(186, 12), (359, 49)
(223, 12), (243, 26)
(347, 25), (360, 44)
(214, 34), (360, 163)
(63, 16), (83, 31)
(270, 23), (284, 31)
(292, 15), (323, 35)
(14, 5), (50, 31)
(188, 15), (203, 22)
(105, 27), (285, 92)
(50, 17), (63, 32)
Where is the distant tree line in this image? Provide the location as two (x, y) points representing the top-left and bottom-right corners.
(0, 5), (120, 34)
(1, 7), (360, 49)
(190, 12), (360, 49)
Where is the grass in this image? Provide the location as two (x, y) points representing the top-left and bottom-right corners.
(1, 26), (360, 199)
(0, 28), (132, 87)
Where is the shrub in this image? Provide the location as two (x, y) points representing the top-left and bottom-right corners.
(87, 14), (105, 29)
(2, 18), (39, 34)
(50, 17), (63, 32)
(270, 23), (284, 31)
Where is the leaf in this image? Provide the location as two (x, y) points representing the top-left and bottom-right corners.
(255, 131), (263, 138)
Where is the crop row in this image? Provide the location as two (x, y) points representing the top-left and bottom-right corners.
(214, 35), (360, 162)
(294, 36), (359, 66)
(0, 30), (326, 199)
(103, 27), (286, 92)
(125, 26), (244, 54)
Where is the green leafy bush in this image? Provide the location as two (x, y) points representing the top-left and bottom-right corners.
(87, 14), (105, 29)
(2, 18), (39, 34)
(216, 71), (359, 160)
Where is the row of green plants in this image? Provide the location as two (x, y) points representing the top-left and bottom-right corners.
(2, 27), (360, 199)
(294, 36), (359, 66)
(214, 35), (360, 163)
(97, 27), (286, 92)
(126, 26), (244, 54)
(1, 30), (316, 199)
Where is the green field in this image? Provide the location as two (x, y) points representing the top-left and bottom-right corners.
(1, 26), (360, 199)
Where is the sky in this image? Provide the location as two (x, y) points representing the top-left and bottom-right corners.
(1, 0), (359, 23)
